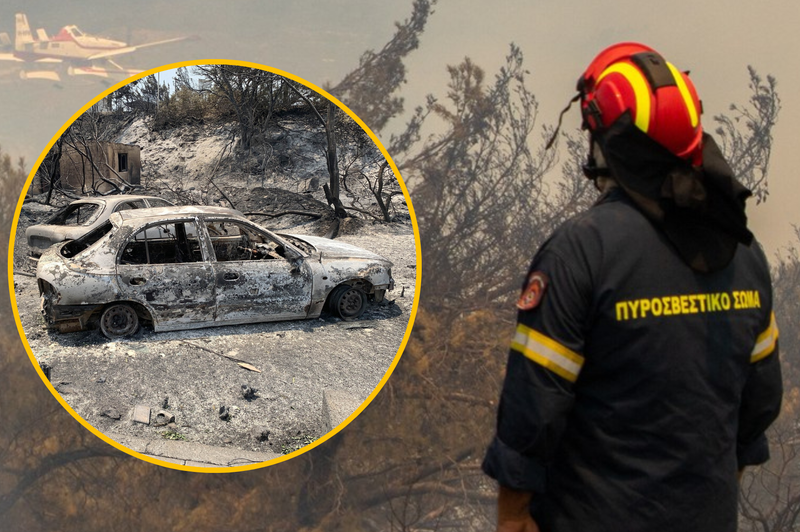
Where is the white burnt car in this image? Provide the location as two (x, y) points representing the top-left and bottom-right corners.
(36, 206), (394, 338)
(26, 195), (175, 266)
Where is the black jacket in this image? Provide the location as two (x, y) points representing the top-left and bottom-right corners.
(482, 187), (782, 532)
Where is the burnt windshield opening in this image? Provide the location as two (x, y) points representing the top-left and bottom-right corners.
(207, 220), (294, 262)
(46, 202), (102, 227)
(280, 235), (313, 255)
(61, 221), (113, 258)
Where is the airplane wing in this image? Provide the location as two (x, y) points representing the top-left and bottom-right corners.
(0, 53), (62, 81)
(0, 52), (24, 62)
(87, 36), (188, 61)
(20, 70), (61, 81)
(69, 65), (142, 77)
(0, 52), (63, 64)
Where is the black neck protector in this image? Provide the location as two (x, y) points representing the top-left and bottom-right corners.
(595, 113), (753, 273)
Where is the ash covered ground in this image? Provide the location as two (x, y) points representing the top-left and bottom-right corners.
(11, 110), (418, 461)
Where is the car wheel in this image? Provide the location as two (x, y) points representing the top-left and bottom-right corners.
(100, 303), (139, 339)
(330, 285), (367, 321)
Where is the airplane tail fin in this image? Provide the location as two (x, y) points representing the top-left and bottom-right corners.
(15, 13), (34, 51)
(0, 33), (11, 48)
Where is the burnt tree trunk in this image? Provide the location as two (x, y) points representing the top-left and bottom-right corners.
(374, 161), (392, 222)
(323, 104), (348, 219)
(43, 136), (64, 205)
(283, 83), (348, 220)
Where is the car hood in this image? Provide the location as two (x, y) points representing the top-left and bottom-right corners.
(282, 233), (391, 264)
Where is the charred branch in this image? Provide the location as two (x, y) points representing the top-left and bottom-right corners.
(61, 134), (124, 195)
(243, 210), (323, 219)
(0, 447), (120, 516)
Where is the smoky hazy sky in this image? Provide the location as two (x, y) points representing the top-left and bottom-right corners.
(2, 0), (798, 255)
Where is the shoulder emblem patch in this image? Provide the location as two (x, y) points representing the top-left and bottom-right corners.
(517, 271), (548, 311)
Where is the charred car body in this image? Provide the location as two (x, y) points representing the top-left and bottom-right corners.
(36, 206), (394, 338)
(26, 195), (175, 267)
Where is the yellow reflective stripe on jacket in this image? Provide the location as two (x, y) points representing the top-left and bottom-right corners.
(511, 324), (585, 382)
(751, 312), (779, 363)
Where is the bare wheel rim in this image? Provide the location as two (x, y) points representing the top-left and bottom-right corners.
(101, 304), (137, 337)
(337, 288), (365, 319)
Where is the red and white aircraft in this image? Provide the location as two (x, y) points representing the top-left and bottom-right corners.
(0, 14), (186, 81)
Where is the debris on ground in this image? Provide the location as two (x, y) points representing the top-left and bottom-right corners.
(241, 385), (259, 401)
(132, 405), (151, 425)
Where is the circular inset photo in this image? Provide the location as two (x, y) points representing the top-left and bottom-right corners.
(10, 60), (419, 472)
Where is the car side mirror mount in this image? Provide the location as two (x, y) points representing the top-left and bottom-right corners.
(289, 255), (303, 274)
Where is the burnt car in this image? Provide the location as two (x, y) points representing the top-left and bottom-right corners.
(36, 206), (394, 338)
(26, 195), (175, 266)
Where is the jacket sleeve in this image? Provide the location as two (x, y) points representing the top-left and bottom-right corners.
(737, 312), (782, 468)
(483, 246), (592, 493)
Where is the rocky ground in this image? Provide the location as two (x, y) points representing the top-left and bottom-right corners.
(11, 111), (418, 462)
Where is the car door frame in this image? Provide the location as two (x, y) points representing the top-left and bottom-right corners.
(199, 216), (313, 325)
(115, 216), (218, 329)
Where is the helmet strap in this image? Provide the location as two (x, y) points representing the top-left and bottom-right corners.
(582, 134), (612, 180)
(545, 92), (581, 150)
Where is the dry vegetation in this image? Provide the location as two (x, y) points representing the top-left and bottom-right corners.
(0, 1), (797, 530)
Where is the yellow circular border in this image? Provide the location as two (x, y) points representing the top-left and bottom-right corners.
(8, 59), (422, 473)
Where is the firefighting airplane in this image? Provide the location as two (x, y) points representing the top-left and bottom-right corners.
(0, 13), (187, 82)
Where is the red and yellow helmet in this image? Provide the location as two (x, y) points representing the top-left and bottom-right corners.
(578, 42), (703, 165)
